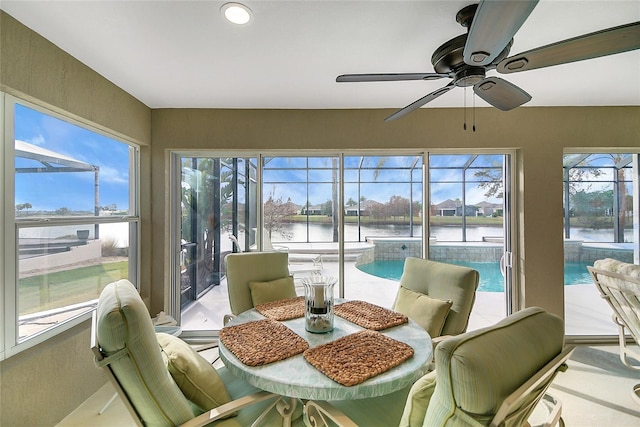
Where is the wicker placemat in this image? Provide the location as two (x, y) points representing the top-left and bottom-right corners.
(255, 296), (305, 321)
(334, 300), (408, 330)
(220, 319), (309, 366)
(303, 330), (414, 386)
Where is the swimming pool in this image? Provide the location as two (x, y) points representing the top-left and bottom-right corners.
(357, 260), (594, 292)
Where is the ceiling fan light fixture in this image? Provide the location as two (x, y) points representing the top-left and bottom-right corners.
(454, 67), (486, 87)
(221, 2), (253, 25)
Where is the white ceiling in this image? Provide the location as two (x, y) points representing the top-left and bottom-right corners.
(2, 0), (639, 112)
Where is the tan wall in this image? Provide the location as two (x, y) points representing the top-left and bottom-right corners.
(0, 11), (152, 426)
(0, 321), (105, 426)
(150, 107), (640, 318)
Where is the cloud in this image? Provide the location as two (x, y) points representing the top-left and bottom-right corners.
(99, 166), (129, 184)
(27, 134), (46, 146)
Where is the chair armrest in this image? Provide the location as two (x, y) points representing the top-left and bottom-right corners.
(431, 335), (452, 347)
(179, 391), (277, 427)
(426, 335), (453, 371)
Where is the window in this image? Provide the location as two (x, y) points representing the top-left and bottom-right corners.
(563, 152), (638, 336)
(2, 96), (139, 359)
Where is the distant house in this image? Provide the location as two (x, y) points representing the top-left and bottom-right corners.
(457, 205), (479, 217)
(344, 199), (382, 216)
(475, 201), (503, 217)
(300, 204), (322, 215)
(434, 199), (460, 216)
(434, 199), (483, 216)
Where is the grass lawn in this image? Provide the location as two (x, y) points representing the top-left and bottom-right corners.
(19, 261), (128, 315)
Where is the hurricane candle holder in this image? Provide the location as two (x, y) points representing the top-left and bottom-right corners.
(302, 275), (336, 333)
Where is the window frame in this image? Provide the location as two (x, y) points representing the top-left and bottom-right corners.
(1, 93), (141, 360)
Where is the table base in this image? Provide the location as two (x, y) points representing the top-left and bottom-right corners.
(253, 396), (301, 427)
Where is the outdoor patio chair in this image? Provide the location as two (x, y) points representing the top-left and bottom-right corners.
(305, 307), (574, 427)
(91, 279), (278, 427)
(224, 251), (296, 322)
(588, 258), (640, 405)
(392, 257), (479, 348)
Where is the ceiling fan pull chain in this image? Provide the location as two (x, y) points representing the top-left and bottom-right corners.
(463, 87), (467, 130)
(473, 93), (476, 132)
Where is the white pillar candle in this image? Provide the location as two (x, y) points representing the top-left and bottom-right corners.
(314, 285), (325, 308)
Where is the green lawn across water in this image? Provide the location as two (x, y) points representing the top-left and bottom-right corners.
(19, 261), (128, 315)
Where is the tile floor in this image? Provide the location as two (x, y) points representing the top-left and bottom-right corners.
(58, 345), (640, 427)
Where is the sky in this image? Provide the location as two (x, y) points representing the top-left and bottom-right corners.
(14, 103), (131, 213)
(14, 102), (506, 214)
(261, 154), (505, 208)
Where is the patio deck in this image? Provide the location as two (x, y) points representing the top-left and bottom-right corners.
(181, 257), (619, 337)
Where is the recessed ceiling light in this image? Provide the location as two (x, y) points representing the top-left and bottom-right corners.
(221, 3), (253, 25)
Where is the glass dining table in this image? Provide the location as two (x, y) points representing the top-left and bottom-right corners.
(219, 299), (433, 426)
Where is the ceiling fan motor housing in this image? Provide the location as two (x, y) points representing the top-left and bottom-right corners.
(431, 3), (513, 87)
(454, 67), (486, 87)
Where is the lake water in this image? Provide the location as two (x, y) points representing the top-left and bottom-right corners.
(19, 221), (631, 249)
(274, 222), (631, 244)
(18, 222), (130, 247)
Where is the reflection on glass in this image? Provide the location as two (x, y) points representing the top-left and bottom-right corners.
(18, 223), (131, 341)
(563, 153), (634, 243)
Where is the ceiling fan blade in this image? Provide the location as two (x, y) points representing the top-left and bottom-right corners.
(464, 0), (539, 66)
(497, 21), (640, 73)
(336, 73), (449, 82)
(384, 83), (456, 121)
(473, 77), (531, 111)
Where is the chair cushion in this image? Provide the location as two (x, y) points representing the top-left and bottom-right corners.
(592, 258), (640, 344)
(424, 307), (564, 426)
(249, 276), (296, 306)
(399, 371), (437, 427)
(395, 258), (478, 336)
(394, 286), (452, 337)
(96, 280), (194, 427)
(157, 333), (231, 413)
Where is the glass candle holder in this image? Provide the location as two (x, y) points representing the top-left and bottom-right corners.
(302, 275), (336, 333)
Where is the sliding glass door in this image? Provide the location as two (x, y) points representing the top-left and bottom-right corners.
(428, 154), (512, 328)
(170, 151), (513, 333)
(172, 155), (257, 329)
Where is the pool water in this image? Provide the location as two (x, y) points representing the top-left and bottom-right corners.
(357, 260), (594, 292)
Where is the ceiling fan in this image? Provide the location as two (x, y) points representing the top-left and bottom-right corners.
(336, 1), (640, 121)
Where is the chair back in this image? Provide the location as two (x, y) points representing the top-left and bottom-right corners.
(92, 279), (195, 427)
(91, 311), (144, 427)
(425, 307), (572, 427)
(589, 258), (640, 347)
(225, 251), (290, 315)
(394, 258), (479, 336)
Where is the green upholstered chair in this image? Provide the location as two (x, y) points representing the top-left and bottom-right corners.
(588, 258), (640, 405)
(308, 307), (574, 427)
(224, 251), (293, 318)
(392, 258), (479, 344)
(91, 279), (278, 427)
